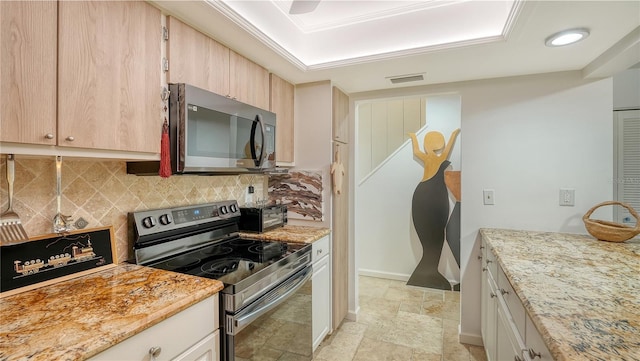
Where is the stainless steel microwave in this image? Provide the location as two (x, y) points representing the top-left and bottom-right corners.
(128, 83), (276, 175)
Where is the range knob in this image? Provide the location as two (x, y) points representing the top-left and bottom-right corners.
(229, 204), (237, 213)
(159, 214), (172, 225)
(142, 216), (156, 228)
(219, 206), (228, 215)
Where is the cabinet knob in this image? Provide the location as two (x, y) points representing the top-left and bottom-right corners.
(482, 267), (487, 272)
(480, 246), (485, 250)
(317, 249), (323, 255)
(149, 346), (162, 359)
(477, 255), (482, 260)
(65, 136), (75, 142)
(500, 288), (509, 295)
(490, 292), (497, 298)
(528, 348), (542, 359)
(45, 133), (54, 139)
(486, 259), (493, 265)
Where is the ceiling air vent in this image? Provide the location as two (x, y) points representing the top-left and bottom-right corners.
(387, 73), (425, 84)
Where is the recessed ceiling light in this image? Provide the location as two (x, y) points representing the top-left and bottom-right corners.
(545, 28), (590, 47)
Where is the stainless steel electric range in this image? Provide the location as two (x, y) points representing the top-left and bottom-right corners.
(130, 200), (313, 361)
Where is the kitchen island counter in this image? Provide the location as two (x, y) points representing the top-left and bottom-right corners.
(480, 228), (639, 361)
(240, 225), (330, 244)
(0, 264), (223, 361)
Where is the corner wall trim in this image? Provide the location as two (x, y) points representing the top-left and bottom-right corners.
(459, 331), (483, 346)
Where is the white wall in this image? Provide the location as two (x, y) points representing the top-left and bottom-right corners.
(290, 81), (333, 229)
(350, 71), (613, 344)
(356, 94), (461, 279)
(613, 67), (640, 110)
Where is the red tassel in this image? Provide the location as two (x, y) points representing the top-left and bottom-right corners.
(159, 119), (172, 178)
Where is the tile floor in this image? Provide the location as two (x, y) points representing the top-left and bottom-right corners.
(313, 276), (487, 361)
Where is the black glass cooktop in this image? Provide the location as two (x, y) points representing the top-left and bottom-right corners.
(148, 237), (308, 286)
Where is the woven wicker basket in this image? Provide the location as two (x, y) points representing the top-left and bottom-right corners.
(582, 201), (640, 242)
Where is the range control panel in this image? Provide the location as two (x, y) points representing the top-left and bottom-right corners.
(132, 200), (240, 237)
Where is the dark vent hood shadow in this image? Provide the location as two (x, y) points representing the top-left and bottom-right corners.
(126, 161), (287, 176)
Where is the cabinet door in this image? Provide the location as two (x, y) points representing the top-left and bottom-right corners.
(58, 1), (161, 152)
(167, 16), (230, 97)
(230, 50), (269, 110)
(332, 142), (349, 328)
(270, 73), (295, 164)
(312, 254), (331, 351)
(482, 272), (498, 361)
(173, 331), (220, 361)
(332, 87), (349, 143)
(497, 305), (525, 361)
(0, 1), (57, 144)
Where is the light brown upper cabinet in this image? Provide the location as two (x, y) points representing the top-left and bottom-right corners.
(166, 16), (230, 97)
(269, 74), (295, 164)
(230, 51), (270, 110)
(332, 87), (349, 143)
(1, 1), (162, 153)
(166, 17), (269, 110)
(58, 1), (162, 152)
(1, 1), (57, 145)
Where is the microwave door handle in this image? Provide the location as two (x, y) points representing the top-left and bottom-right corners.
(249, 115), (266, 167)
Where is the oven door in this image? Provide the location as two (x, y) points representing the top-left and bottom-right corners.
(224, 265), (312, 360)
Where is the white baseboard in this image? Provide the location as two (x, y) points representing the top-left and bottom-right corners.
(458, 329), (483, 346)
(358, 269), (410, 281)
(346, 306), (359, 322)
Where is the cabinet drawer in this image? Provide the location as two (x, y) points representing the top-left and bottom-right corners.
(312, 235), (330, 264)
(496, 301), (526, 361)
(89, 295), (218, 361)
(498, 266), (526, 339)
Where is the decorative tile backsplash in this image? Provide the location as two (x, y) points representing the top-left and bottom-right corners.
(0, 156), (266, 263)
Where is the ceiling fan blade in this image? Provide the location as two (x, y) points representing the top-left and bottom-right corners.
(289, 0), (321, 14)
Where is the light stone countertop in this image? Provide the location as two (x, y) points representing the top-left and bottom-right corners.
(480, 228), (640, 361)
(240, 225), (330, 244)
(0, 264), (224, 361)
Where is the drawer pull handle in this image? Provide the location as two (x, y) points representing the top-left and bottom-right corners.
(149, 346), (162, 359)
(480, 246), (485, 250)
(45, 133), (54, 139)
(490, 292), (497, 298)
(528, 348), (542, 359)
(500, 288), (509, 295)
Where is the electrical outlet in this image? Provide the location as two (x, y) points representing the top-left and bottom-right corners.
(483, 189), (495, 205)
(559, 188), (575, 206)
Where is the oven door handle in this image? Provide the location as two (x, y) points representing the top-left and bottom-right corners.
(229, 265), (312, 335)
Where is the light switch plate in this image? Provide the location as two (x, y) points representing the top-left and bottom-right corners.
(559, 188), (575, 206)
(483, 189), (495, 205)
